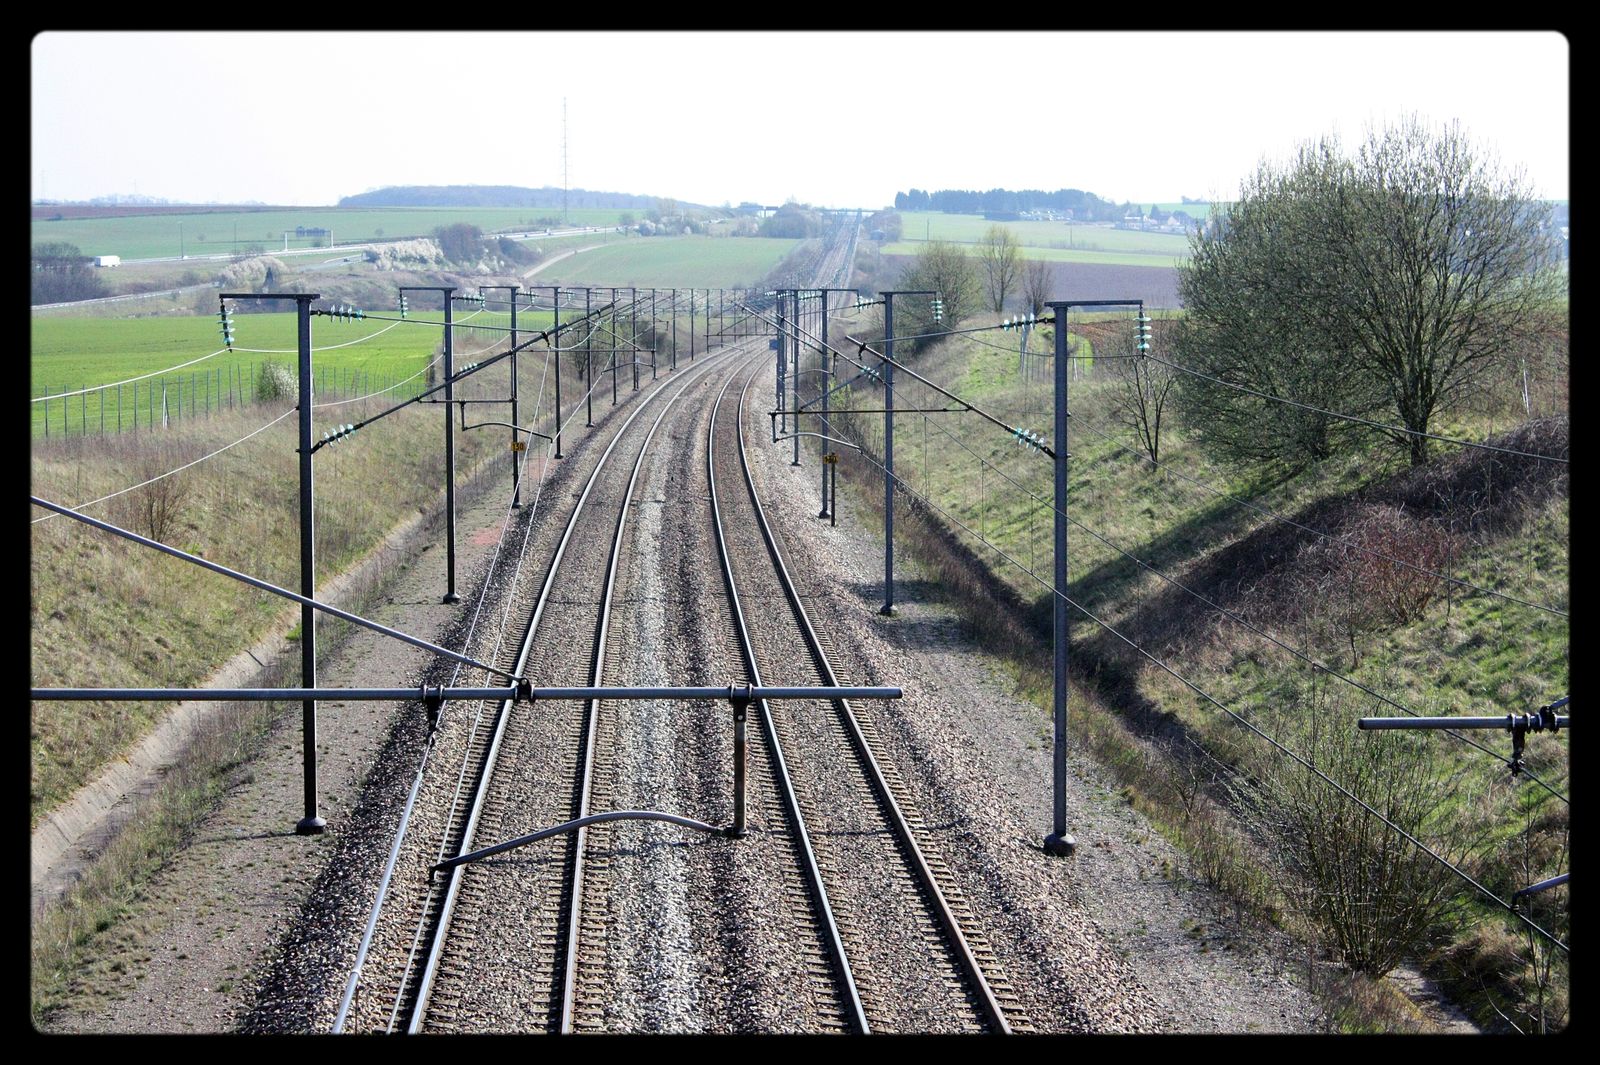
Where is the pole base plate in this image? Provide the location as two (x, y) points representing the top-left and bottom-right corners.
(442, 593), (461, 604)
(1043, 831), (1076, 857)
(296, 816), (328, 836)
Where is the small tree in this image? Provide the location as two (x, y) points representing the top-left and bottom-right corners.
(978, 224), (1021, 313)
(432, 222), (484, 263)
(1241, 683), (1476, 978)
(1111, 320), (1177, 463)
(1021, 258), (1053, 317)
(894, 240), (979, 339)
(31, 242), (108, 304)
(1177, 118), (1562, 472)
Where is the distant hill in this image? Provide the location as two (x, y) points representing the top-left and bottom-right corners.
(338, 185), (700, 210)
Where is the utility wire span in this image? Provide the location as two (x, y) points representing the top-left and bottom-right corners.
(312, 353), (445, 410)
(848, 364), (1567, 796)
(33, 346), (230, 402)
(29, 495), (519, 682)
(234, 318), (406, 354)
(30, 406), (298, 525)
(740, 301), (1052, 459)
(335, 344), (564, 1033)
(1069, 415), (1568, 620)
(1146, 354), (1570, 465)
(1059, 494), (1569, 804)
(828, 438), (1568, 953)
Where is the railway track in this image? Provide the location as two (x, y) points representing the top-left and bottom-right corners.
(707, 341), (1027, 1033)
(387, 341), (754, 1033)
(337, 217), (1030, 1034)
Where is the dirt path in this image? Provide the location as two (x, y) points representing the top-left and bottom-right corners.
(521, 244), (602, 279)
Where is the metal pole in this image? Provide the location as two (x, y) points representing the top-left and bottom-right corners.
(689, 288), (696, 362)
(777, 292), (787, 432)
(611, 288), (618, 406)
(551, 288), (563, 459)
(882, 293), (895, 615)
(294, 297), (326, 835)
(791, 292), (801, 467)
(585, 288), (594, 426)
(510, 287), (522, 505)
(669, 288), (677, 371)
(443, 292), (459, 604)
(820, 292), (831, 516)
(1045, 301), (1075, 857)
(650, 288), (657, 380)
(730, 698), (748, 837)
(631, 288), (639, 391)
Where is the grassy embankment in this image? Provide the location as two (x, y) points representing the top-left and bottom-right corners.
(29, 284), (656, 1019)
(818, 307), (1568, 1031)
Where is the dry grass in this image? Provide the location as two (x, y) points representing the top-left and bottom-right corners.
(29, 359), (541, 823)
(815, 310), (1568, 1032)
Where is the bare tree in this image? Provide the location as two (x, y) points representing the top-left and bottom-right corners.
(1178, 117), (1563, 471)
(978, 224), (1022, 314)
(894, 240), (980, 338)
(1021, 258), (1053, 317)
(1111, 320), (1177, 463)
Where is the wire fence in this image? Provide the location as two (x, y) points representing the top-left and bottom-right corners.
(32, 361), (442, 441)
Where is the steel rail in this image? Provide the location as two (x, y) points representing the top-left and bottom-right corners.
(708, 349), (870, 1035)
(401, 342), (745, 1033)
(732, 359), (1014, 1034)
(558, 331), (747, 1033)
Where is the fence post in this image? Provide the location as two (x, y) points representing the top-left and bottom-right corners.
(44, 387), (50, 438)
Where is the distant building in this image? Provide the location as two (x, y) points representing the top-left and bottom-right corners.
(93, 255), (121, 267)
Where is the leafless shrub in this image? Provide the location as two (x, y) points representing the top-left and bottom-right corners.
(1279, 503), (1459, 665)
(1237, 682), (1481, 978)
(110, 460), (192, 543)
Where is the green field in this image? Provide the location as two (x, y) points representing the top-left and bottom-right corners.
(31, 206), (630, 261)
(539, 236), (801, 287)
(893, 212), (1190, 267)
(29, 307), (564, 438)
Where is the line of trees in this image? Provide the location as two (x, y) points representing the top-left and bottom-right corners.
(894, 186), (1128, 221)
(31, 242), (108, 304)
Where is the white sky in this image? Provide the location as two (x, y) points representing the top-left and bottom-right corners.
(30, 31), (1570, 208)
